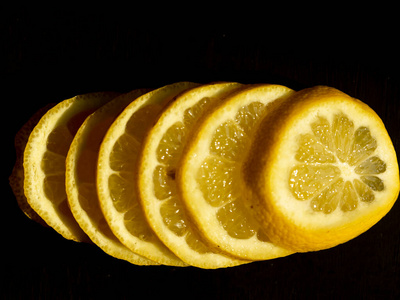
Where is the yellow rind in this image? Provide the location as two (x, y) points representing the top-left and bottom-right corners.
(9, 103), (55, 226)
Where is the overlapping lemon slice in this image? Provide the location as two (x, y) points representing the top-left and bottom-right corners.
(10, 103), (55, 227)
(138, 82), (250, 268)
(244, 86), (400, 252)
(24, 92), (119, 242)
(97, 82), (198, 266)
(66, 89), (157, 265)
(178, 84), (295, 260)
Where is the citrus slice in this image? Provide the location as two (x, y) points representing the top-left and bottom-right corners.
(66, 89), (157, 265)
(97, 82), (198, 266)
(138, 82), (250, 268)
(10, 103), (55, 227)
(178, 84), (295, 260)
(244, 86), (400, 252)
(24, 92), (120, 242)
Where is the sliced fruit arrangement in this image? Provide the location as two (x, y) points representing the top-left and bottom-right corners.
(9, 82), (399, 268)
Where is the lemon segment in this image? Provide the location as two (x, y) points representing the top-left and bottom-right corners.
(23, 92), (120, 242)
(244, 86), (400, 252)
(97, 82), (199, 266)
(66, 89), (158, 265)
(139, 82), (250, 269)
(178, 84), (295, 260)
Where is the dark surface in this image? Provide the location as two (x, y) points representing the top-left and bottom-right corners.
(3, 5), (400, 300)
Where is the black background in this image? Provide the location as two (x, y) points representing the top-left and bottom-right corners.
(3, 4), (400, 300)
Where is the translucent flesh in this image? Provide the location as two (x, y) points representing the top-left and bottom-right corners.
(42, 125), (77, 207)
(124, 203), (155, 242)
(196, 156), (240, 207)
(196, 102), (270, 240)
(288, 113), (387, 214)
(108, 104), (162, 241)
(159, 196), (187, 237)
(153, 97), (216, 253)
(216, 198), (260, 239)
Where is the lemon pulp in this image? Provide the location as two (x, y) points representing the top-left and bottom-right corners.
(289, 113), (387, 214)
(195, 102), (270, 240)
(153, 97), (222, 253)
(109, 104), (162, 241)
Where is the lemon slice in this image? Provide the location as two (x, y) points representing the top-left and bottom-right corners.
(66, 89), (157, 265)
(178, 84), (295, 260)
(24, 92), (119, 242)
(244, 86), (400, 252)
(138, 82), (250, 268)
(9, 103), (55, 227)
(97, 82), (198, 266)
